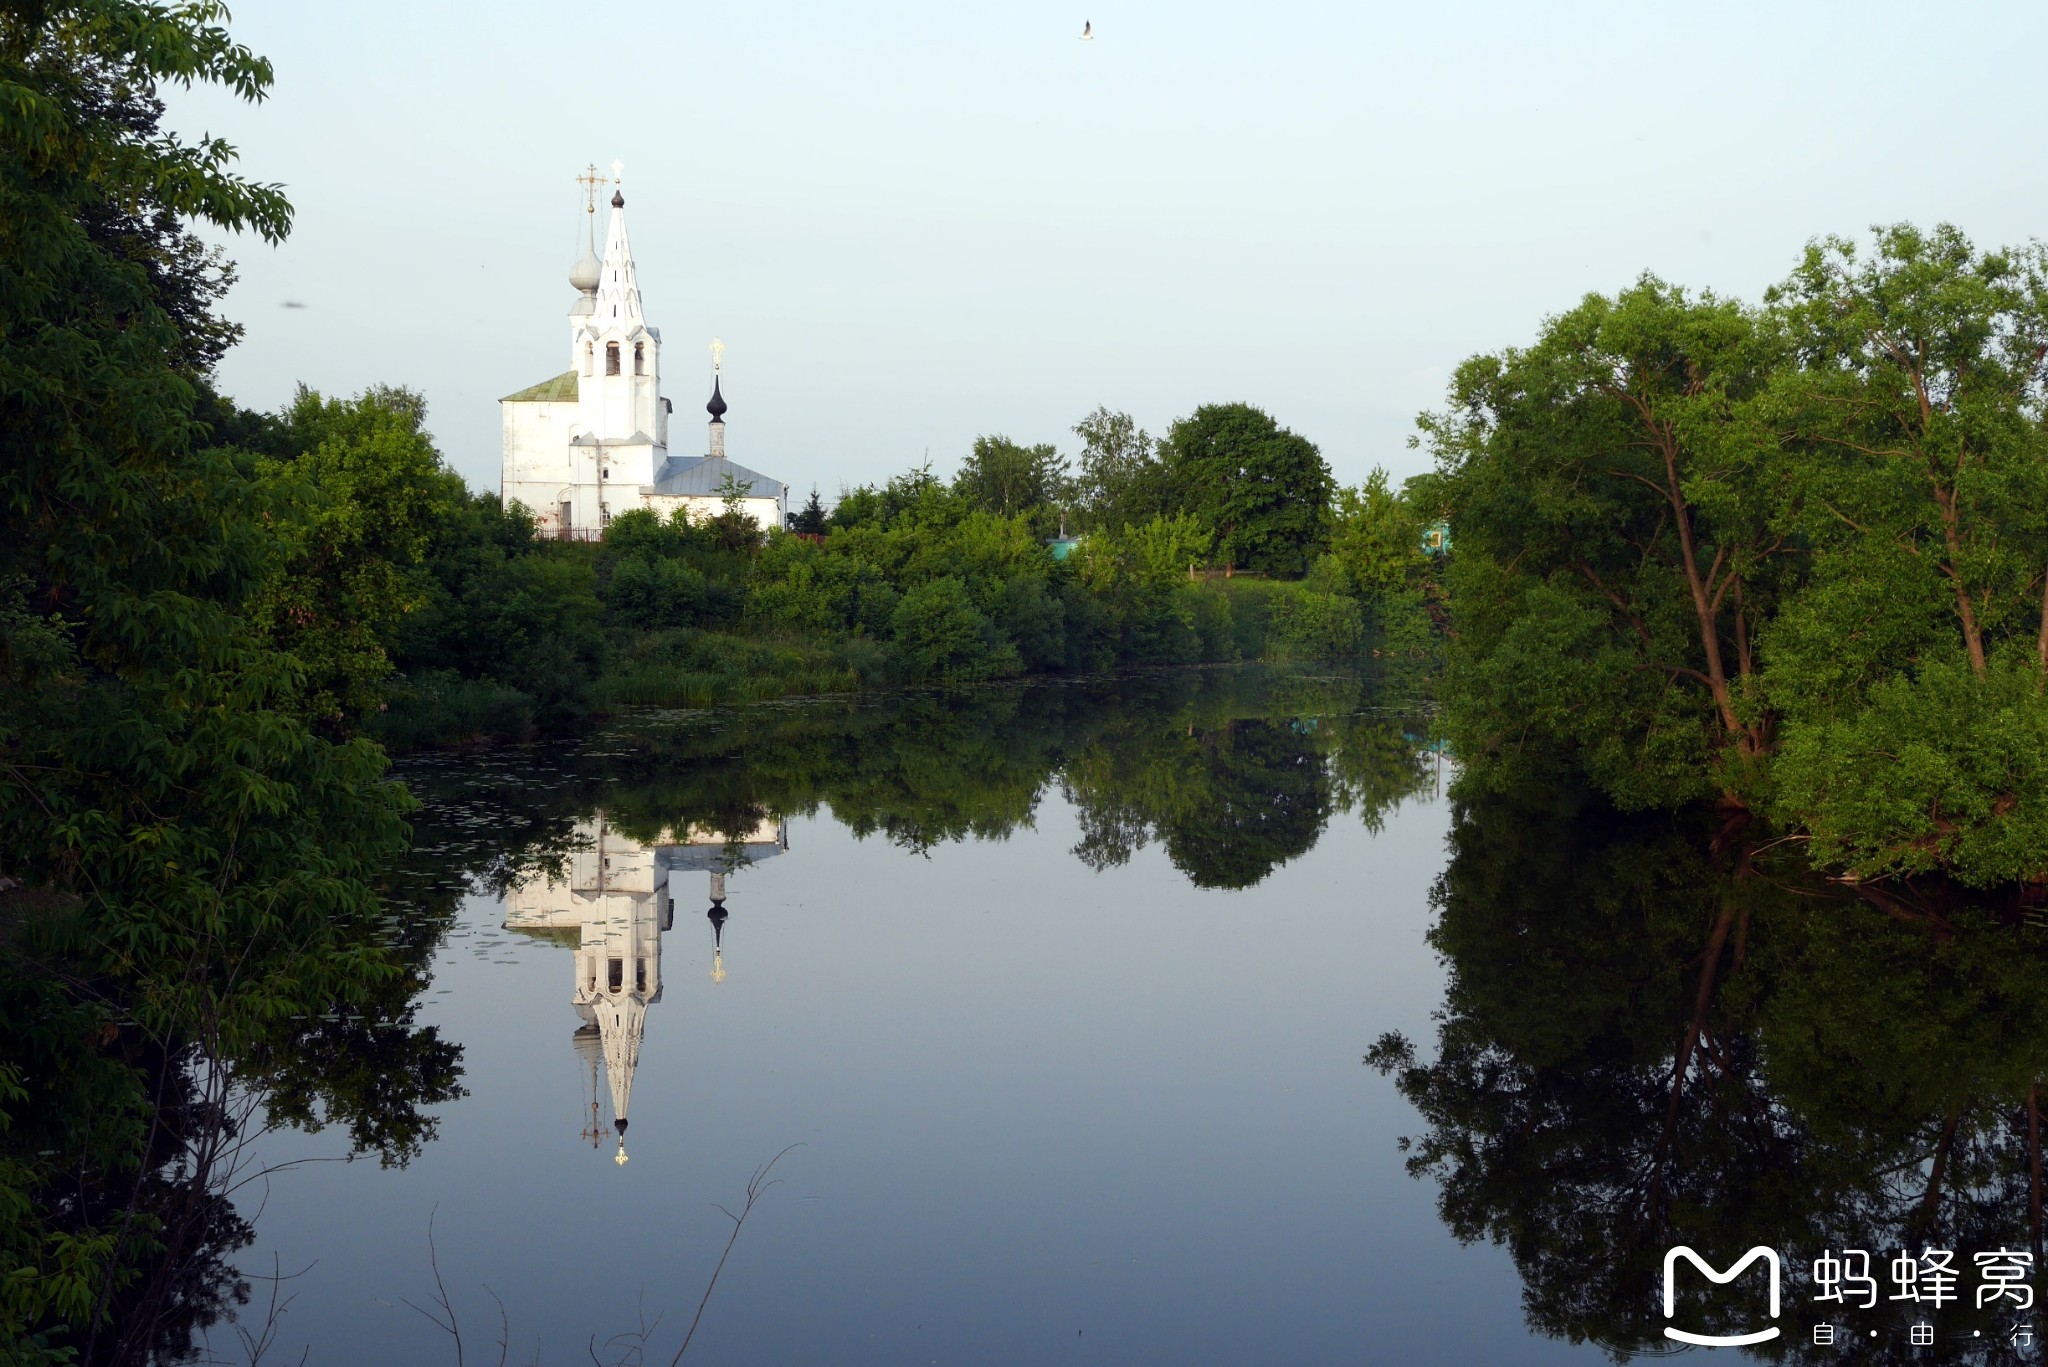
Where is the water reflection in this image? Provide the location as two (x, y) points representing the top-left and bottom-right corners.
(1371, 789), (2048, 1362)
(504, 816), (790, 1164)
(8, 665), (1447, 1362)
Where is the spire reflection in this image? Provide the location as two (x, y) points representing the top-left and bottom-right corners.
(503, 813), (789, 1165)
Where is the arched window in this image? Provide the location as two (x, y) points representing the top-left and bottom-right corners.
(633, 341), (645, 375)
(605, 342), (620, 376)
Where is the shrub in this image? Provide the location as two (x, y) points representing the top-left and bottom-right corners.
(370, 669), (535, 751)
(891, 577), (1020, 681)
(1268, 587), (1364, 659)
(1773, 656), (2048, 885)
(604, 553), (709, 629)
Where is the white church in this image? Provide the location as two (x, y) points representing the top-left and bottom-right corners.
(499, 165), (787, 537)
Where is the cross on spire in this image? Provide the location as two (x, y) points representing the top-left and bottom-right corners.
(575, 163), (604, 214)
(709, 337), (725, 374)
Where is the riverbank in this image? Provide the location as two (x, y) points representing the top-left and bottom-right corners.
(368, 570), (1440, 754)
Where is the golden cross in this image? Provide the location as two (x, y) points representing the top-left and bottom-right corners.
(575, 163), (604, 213)
(709, 337), (725, 373)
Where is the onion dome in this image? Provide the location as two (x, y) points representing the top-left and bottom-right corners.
(706, 375), (727, 421)
(612, 189), (624, 208)
(568, 244), (601, 294)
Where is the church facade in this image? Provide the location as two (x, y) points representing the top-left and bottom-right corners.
(499, 171), (787, 537)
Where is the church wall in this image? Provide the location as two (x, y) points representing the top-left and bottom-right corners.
(641, 492), (786, 531)
(502, 398), (580, 534)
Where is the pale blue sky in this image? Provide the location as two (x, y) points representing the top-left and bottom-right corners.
(177, 0), (2048, 498)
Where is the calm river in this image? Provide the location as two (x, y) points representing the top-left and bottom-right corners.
(216, 666), (2048, 1364)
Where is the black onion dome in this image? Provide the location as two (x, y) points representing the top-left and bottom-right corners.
(611, 189), (624, 208)
(706, 375), (728, 420)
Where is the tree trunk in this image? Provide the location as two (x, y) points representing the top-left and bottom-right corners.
(1648, 901), (1737, 1215)
(1936, 487), (1988, 677)
(1661, 440), (1742, 736)
(1915, 1101), (1965, 1235)
(2036, 567), (2048, 683)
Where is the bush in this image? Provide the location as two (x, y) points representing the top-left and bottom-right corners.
(1773, 656), (2048, 885)
(1267, 586), (1364, 659)
(996, 573), (1067, 671)
(604, 553), (709, 629)
(369, 669), (535, 751)
(891, 577), (1020, 681)
(596, 628), (866, 706)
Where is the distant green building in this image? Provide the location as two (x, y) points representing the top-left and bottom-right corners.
(1420, 522), (1452, 556)
(1047, 535), (1084, 562)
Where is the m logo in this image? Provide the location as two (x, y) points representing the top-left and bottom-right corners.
(1663, 1246), (1783, 1346)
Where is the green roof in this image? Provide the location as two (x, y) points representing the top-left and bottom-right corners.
(501, 371), (579, 403)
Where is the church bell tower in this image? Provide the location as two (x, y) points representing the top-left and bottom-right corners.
(568, 162), (668, 497)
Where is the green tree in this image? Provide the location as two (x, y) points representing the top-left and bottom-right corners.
(1422, 279), (1783, 809)
(1766, 225), (2048, 684)
(790, 484), (829, 535)
(253, 384), (461, 726)
(1760, 227), (2048, 882)
(1324, 469), (1443, 657)
(953, 434), (1069, 531)
(709, 472), (762, 553)
(1159, 403), (1334, 575)
(1427, 230), (2048, 883)
(0, 1), (423, 1354)
(1071, 406), (1167, 529)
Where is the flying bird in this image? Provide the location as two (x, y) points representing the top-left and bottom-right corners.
(281, 300), (307, 309)
(1080, 20), (1092, 39)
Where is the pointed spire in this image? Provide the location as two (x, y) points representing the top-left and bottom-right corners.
(599, 995), (644, 1164)
(595, 175), (645, 329)
(706, 374), (727, 422)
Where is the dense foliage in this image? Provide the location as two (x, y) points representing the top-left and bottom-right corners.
(0, 5), (456, 1359)
(1425, 226), (2048, 884)
(207, 390), (1443, 752)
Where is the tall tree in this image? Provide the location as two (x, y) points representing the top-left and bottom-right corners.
(255, 384), (464, 728)
(953, 434), (1068, 527)
(1767, 225), (2048, 682)
(1422, 279), (1784, 808)
(0, 2), (417, 1352)
(1760, 227), (2048, 882)
(1072, 406), (1167, 529)
(1159, 403), (1333, 576)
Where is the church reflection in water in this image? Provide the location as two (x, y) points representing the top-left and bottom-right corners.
(502, 814), (788, 1165)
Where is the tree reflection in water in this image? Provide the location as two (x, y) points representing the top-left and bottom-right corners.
(4, 664), (1435, 1361)
(1369, 788), (2048, 1362)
